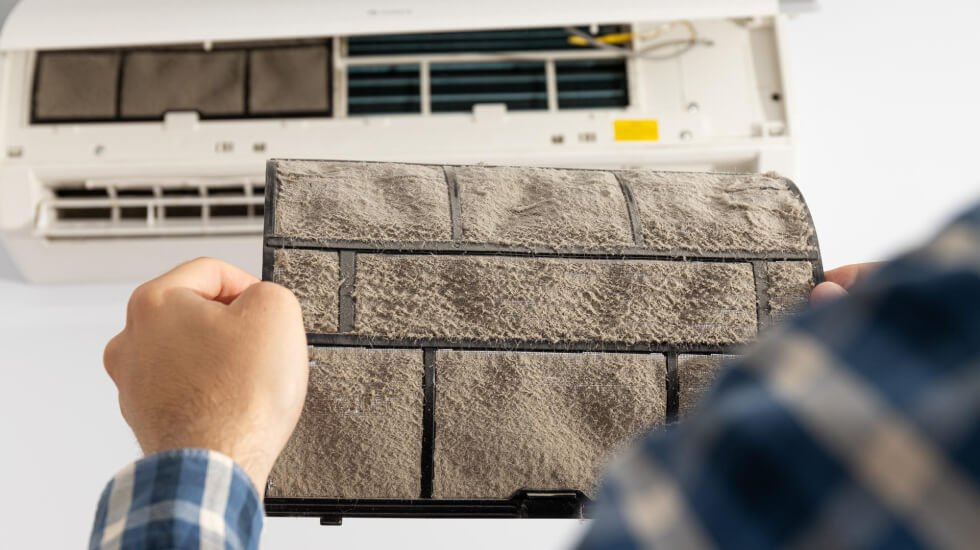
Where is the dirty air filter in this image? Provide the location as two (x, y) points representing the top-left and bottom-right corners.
(33, 43), (332, 123)
(261, 159), (823, 523)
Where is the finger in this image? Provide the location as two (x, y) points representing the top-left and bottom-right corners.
(810, 281), (848, 305)
(822, 262), (883, 290)
(146, 257), (258, 304)
(229, 281), (302, 316)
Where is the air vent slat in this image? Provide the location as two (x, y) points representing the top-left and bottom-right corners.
(53, 187), (108, 199)
(350, 39), (577, 55)
(348, 95), (422, 105)
(558, 90), (627, 99)
(555, 59), (628, 110)
(430, 74), (546, 86)
(120, 207), (147, 220)
(353, 27), (588, 42)
(430, 61), (547, 113)
(349, 77), (423, 88)
(117, 189), (154, 197)
(347, 64), (421, 115)
(347, 26), (627, 56)
(348, 28), (630, 116)
(556, 71), (628, 83)
(40, 180), (266, 238)
(57, 207), (113, 220)
(350, 28), (577, 43)
(211, 205), (249, 217)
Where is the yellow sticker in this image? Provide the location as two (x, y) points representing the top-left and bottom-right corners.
(614, 119), (660, 141)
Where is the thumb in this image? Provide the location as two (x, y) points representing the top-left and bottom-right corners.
(810, 281), (848, 306)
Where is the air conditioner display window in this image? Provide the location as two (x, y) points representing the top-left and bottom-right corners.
(32, 43), (332, 123)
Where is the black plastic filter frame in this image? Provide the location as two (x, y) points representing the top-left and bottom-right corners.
(265, 490), (593, 524)
(261, 159), (824, 524)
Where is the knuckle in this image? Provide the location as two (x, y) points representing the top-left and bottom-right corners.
(127, 282), (164, 316)
(127, 283), (152, 309)
(170, 256), (223, 279)
(251, 280), (281, 296)
(253, 280), (291, 299)
(251, 282), (300, 309)
(186, 256), (222, 270)
(125, 288), (146, 318)
(103, 334), (124, 380)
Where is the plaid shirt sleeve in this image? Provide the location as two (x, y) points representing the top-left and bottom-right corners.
(580, 203), (980, 549)
(89, 449), (263, 550)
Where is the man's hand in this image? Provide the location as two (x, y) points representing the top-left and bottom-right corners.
(103, 258), (309, 493)
(810, 262), (882, 305)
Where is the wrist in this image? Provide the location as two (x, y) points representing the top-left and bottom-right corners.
(139, 426), (272, 500)
(91, 448), (265, 550)
(140, 441), (269, 498)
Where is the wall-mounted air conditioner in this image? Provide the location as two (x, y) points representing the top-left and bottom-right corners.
(0, 0), (803, 282)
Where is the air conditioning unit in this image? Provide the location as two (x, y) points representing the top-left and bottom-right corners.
(0, 0), (804, 282)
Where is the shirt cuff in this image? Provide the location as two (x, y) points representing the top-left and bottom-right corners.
(89, 448), (264, 550)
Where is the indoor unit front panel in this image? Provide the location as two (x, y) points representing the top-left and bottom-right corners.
(0, 16), (794, 282)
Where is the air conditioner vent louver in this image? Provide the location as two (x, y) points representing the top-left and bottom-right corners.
(52, 187), (111, 220)
(347, 26), (627, 56)
(347, 64), (421, 115)
(431, 61), (547, 113)
(556, 59), (629, 109)
(39, 179), (265, 239)
(346, 26), (630, 116)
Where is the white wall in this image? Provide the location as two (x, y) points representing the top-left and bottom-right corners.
(1, 1), (978, 548)
(789, 1), (980, 268)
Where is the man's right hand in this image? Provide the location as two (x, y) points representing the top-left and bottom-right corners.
(103, 258), (309, 494)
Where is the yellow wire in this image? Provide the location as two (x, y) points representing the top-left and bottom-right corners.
(566, 21), (699, 50)
(567, 32), (633, 46)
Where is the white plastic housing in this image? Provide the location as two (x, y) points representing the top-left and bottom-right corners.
(0, 1), (796, 282)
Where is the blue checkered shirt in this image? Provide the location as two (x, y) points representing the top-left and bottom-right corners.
(579, 203), (980, 548)
(89, 449), (262, 550)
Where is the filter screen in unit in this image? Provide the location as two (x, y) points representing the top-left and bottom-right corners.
(34, 52), (121, 120)
(32, 43), (332, 122)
